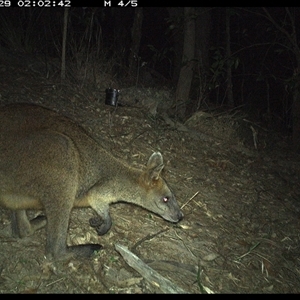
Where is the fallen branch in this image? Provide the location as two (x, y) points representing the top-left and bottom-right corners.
(115, 243), (188, 294)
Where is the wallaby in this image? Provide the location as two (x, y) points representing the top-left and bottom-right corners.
(0, 103), (183, 259)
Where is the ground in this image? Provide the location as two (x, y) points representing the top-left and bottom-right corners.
(0, 57), (300, 294)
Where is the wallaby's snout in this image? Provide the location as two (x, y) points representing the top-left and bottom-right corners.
(176, 209), (184, 222)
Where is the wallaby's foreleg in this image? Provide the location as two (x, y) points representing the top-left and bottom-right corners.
(89, 204), (112, 236)
(81, 185), (113, 235)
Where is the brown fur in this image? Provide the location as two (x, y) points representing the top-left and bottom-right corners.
(0, 103), (183, 259)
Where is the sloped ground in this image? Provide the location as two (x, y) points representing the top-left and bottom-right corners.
(0, 59), (300, 294)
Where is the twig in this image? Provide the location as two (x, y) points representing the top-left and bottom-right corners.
(235, 241), (261, 260)
(181, 190), (200, 209)
(46, 277), (65, 287)
(131, 228), (169, 254)
(250, 125), (258, 150)
(173, 228), (197, 258)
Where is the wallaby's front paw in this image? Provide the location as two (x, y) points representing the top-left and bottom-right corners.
(89, 216), (103, 228)
(89, 216), (112, 236)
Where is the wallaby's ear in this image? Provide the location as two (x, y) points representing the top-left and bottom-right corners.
(146, 152), (164, 180)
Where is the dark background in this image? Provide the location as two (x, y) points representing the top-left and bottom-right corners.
(0, 7), (299, 135)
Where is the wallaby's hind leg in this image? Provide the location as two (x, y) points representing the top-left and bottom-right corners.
(11, 210), (47, 238)
(43, 196), (74, 259)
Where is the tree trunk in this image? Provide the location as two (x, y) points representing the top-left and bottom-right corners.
(128, 7), (143, 82)
(225, 8), (234, 107)
(292, 71), (300, 151)
(175, 7), (195, 120)
(61, 7), (69, 81)
(193, 7), (211, 113)
(167, 7), (184, 85)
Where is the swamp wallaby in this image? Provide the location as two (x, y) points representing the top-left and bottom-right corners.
(0, 103), (183, 259)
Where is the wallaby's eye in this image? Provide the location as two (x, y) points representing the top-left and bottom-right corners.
(163, 196), (169, 203)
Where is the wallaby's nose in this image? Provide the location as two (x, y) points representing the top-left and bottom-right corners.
(178, 210), (184, 221)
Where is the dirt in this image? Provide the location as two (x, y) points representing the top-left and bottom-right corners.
(0, 58), (300, 294)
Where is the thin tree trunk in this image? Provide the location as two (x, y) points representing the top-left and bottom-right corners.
(175, 7), (195, 120)
(61, 7), (69, 81)
(128, 7), (143, 82)
(225, 8), (234, 107)
(194, 7), (211, 112)
(292, 71), (300, 151)
(167, 7), (184, 85)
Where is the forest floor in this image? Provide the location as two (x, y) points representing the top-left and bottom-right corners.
(0, 56), (300, 294)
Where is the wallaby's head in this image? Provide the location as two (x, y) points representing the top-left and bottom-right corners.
(138, 152), (184, 223)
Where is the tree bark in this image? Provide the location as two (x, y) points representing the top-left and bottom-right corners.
(167, 7), (184, 85)
(175, 7), (195, 120)
(225, 8), (234, 107)
(61, 7), (69, 81)
(292, 72), (300, 151)
(128, 7), (143, 81)
(193, 7), (211, 113)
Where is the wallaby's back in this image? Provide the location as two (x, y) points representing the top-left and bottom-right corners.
(0, 104), (122, 197)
